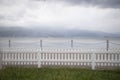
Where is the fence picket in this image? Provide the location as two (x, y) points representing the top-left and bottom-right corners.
(0, 48), (120, 69)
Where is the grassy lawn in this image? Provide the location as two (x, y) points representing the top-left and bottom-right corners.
(0, 67), (120, 80)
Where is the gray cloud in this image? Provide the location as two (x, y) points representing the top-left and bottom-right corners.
(33, 0), (120, 9)
(0, 0), (120, 33)
(1, 0), (120, 9)
(63, 0), (120, 8)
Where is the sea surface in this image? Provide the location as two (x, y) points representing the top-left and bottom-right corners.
(0, 37), (120, 49)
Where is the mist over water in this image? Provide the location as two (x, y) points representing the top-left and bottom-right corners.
(0, 37), (120, 49)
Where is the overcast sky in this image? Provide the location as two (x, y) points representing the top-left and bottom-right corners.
(0, 0), (120, 33)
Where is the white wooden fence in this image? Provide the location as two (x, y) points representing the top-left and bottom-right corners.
(0, 48), (120, 69)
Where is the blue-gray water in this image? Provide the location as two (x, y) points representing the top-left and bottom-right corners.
(0, 37), (120, 49)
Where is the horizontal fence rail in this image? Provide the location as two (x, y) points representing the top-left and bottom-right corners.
(0, 48), (120, 69)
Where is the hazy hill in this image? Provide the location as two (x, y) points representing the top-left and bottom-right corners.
(0, 27), (120, 38)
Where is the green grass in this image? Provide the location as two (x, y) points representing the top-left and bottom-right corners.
(0, 67), (120, 80)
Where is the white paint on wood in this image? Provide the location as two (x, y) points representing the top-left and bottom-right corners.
(0, 48), (120, 69)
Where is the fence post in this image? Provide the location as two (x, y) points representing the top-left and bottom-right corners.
(71, 40), (73, 48)
(0, 50), (2, 69)
(9, 40), (11, 48)
(106, 40), (109, 51)
(38, 50), (41, 68)
(91, 53), (95, 70)
(40, 40), (42, 51)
